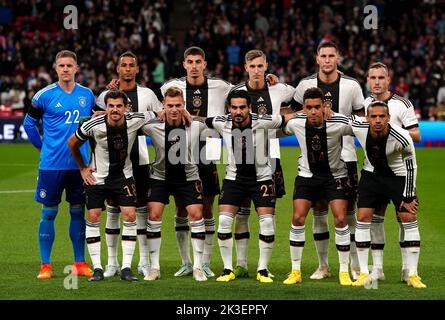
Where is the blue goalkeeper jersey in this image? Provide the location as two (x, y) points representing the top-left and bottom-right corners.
(31, 82), (95, 170)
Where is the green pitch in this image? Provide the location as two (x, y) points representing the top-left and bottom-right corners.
(0, 144), (444, 300)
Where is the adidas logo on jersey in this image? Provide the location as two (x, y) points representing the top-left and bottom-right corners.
(194, 89), (201, 94)
(55, 102), (62, 108)
(257, 97), (264, 102)
(325, 91), (332, 97)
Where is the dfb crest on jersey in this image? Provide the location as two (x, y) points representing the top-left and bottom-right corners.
(112, 134), (127, 161)
(78, 96), (87, 107)
(113, 134), (124, 150)
(193, 95), (202, 108)
(325, 99), (333, 109)
(258, 105), (267, 115)
(311, 134), (321, 151)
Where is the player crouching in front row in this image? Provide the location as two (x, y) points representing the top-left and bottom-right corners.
(204, 90), (298, 283)
(282, 87), (355, 286)
(141, 87), (207, 282)
(350, 101), (426, 289)
(68, 89), (160, 282)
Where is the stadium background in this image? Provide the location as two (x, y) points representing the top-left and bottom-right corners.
(0, 0), (444, 301)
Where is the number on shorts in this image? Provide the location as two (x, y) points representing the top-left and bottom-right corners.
(124, 183), (136, 197)
(260, 183), (276, 197)
(195, 180), (203, 194)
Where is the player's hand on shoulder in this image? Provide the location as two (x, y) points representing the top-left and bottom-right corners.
(181, 108), (193, 127)
(80, 167), (96, 185)
(266, 73), (279, 86)
(323, 103), (334, 120)
(106, 79), (120, 90)
(156, 109), (166, 122)
(280, 106), (294, 115)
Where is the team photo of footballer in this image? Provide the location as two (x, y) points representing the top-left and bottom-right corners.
(0, 0), (444, 312)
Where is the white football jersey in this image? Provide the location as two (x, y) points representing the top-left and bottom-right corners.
(350, 116), (417, 199)
(161, 76), (232, 117)
(96, 85), (162, 166)
(206, 114), (284, 181)
(284, 113), (352, 178)
(294, 73), (364, 162)
(141, 119), (202, 182)
(75, 111), (157, 185)
(363, 93), (418, 129)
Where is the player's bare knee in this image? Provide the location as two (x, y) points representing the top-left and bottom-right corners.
(149, 210), (163, 221)
(187, 206), (203, 221)
(333, 216), (347, 228)
(398, 212), (416, 223)
(292, 215), (306, 226)
(121, 211), (136, 222)
(87, 210), (101, 223)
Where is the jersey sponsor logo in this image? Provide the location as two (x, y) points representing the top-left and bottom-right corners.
(257, 97), (264, 102)
(39, 189), (47, 198)
(78, 96), (87, 108)
(194, 89), (201, 94)
(55, 102), (62, 108)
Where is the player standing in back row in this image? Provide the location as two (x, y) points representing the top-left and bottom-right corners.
(230, 49), (295, 278)
(97, 51), (162, 278)
(293, 41), (365, 280)
(160, 46), (233, 278)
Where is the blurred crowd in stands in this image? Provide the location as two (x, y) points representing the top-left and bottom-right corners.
(1, 0), (445, 120)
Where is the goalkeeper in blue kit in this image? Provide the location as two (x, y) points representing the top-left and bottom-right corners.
(23, 50), (95, 279)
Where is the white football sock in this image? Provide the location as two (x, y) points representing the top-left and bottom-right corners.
(105, 205), (120, 267)
(258, 214), (274, 271)
(190, 218), (206, 269)
(86, 220), (102, 270)
(289, 224), (305, 271)
(147, 219), (162, 270)
(217, 212), (234, 271)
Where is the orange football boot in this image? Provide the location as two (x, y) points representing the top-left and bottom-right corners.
(37, 263), (53, 280)
(71, 261), (93, 277)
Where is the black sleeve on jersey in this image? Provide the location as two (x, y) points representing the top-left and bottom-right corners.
(205, 117), (215, 128)
(290, 99), (303, 111)
(153, 87), (164, 103)
(75, 126), (89, 142)
(28, 103), (43, 119)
